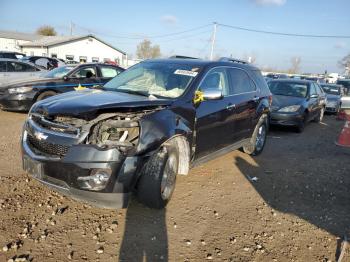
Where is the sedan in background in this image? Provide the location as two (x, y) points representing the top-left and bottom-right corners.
(320, 84), (343, 113)
(268, 79), (326, 132)
(0, 58), (46, 84)
(0, 63), (124, 111)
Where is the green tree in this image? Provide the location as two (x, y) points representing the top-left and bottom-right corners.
(136, 39), (161, 59)
(36, 25), (57, 36)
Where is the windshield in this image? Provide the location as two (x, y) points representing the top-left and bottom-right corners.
(103, 62), (201, 98)
(321, 85), (340, 95)
(268, 81), (308, 98)
(43, 66), (74, 78)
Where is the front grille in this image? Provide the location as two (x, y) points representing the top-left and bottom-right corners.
(27, 133), (69, 157)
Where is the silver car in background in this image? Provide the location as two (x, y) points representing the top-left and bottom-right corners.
(320, 84), (343, 113)
(0, 58), (46, 84)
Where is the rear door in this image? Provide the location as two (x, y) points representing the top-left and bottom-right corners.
(98, 65), (123, 84)
(226, 67), (259, 142)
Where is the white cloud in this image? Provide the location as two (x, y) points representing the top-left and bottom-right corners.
(334, 42), (347, 49)
(160, 15), (178, 25)
(253, 0), (286, 6)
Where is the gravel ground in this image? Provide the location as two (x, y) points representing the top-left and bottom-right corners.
(0, 110), (349, 262)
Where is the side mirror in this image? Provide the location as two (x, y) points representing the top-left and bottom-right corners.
(202, 88), (223, 100)
(63, 75), (69, 81)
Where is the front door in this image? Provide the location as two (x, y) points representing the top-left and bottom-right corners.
(68, 66), (101, 90)
(194, 67), (235, 159)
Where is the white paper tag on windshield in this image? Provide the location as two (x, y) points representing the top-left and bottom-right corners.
(331, 89), (338, 92)
(174, 69), (198, 77)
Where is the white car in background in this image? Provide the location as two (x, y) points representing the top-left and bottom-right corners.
(0, 58), (46, 84)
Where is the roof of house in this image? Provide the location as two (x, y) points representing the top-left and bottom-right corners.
(0, 30), (42, 41)
(20, 34), (126, 55)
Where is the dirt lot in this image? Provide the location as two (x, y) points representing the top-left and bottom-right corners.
(0, 110), (349, 262)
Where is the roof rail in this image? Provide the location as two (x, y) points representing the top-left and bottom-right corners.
(169, 55), (199, 60)
(218, 57), (248, 64)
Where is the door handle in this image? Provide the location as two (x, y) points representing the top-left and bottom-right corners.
(226, 103), (236, 110)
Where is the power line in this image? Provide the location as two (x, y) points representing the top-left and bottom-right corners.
(73, 23), (212, 40)
(218, 23), (350, 39)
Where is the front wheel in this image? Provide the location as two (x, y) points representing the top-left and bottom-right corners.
(36, 91), (57, 101)
(314, 107), (325, 123)
(243, 114), (268, 156)
(136, 140), (179, 209)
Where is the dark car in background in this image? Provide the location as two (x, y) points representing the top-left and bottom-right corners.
(0, 51), (26, 60)
(20, 56), (59, 70)
(21, 57), (271, 209)
(268, 79), (326, 132)
(320, 84), (343, 113)
(0, 63), (124, 111)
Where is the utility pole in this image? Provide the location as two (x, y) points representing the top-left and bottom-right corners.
(70, 21), (74, 36)
(210, 22), (217, 60)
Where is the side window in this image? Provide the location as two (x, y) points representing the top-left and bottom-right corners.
(100, 67), (120, 78)
(7, 62), (35, 72)
(199, 68), (230, 96)
(0, 61), (6, 72)
(309, 83), (317, 95)
(315, 83), (324, 95)
(228, 68), (256, 95)
(71, 67), (96, 78)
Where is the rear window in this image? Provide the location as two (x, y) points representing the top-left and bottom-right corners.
(268, 81), (308, 98)
(321, 85), (341, 95)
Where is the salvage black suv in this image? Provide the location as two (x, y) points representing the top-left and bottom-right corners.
(21, 57), (271, 209)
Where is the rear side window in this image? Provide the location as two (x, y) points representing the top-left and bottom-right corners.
(100, 66), (121, 78)
(309, 83), (317, 95)
(0, 61), (6, 72)
(314, 83), (324, 95)
(6, 62), (36, 72)
(227, 68), (256, 95)
(251, 70), (269, 91)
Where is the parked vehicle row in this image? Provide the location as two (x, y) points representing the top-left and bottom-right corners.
(0, 63), (124, 111)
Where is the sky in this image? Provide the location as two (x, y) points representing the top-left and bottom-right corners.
(0, 0), (349, 73)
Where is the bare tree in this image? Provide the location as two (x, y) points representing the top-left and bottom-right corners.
(136, 39), (161, 59)
(339, 54), (350, 75)
(289, 57), (301, 74)
(36, 25), (57, 36)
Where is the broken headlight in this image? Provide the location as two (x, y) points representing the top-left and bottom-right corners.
(90, 117), (140, 149)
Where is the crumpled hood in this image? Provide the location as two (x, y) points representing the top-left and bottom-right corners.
(31, 89), (173, 117)
(271, 95), (304, 110)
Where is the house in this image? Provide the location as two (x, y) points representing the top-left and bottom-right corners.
(0, 30), (127, 66)
(0, 30), (41, 52)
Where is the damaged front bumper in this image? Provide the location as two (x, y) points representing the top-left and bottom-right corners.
(21, 116), (143, 209)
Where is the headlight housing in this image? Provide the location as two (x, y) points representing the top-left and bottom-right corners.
(8, 86), (33, 94)
(278, 105), (301, 112)
(90, 117), (140, 152)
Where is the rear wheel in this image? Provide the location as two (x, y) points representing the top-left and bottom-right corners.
(243, 114), (268, 156)
(36, 91), (57, 101)
(136, 140), (179, 209)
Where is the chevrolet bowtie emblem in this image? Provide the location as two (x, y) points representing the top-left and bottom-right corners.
(35, 132), (48, 141)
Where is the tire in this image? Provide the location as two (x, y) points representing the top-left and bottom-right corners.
(136, 140), (179, 209)
(36, 91), (57, 101)
(314, 107), (325, 123)
(243, 114), (268, 156)
(296, 113), (307, 133)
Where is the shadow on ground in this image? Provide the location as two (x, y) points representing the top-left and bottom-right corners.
(235, 119), (350, 238)
(119, 198), (168, 262)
